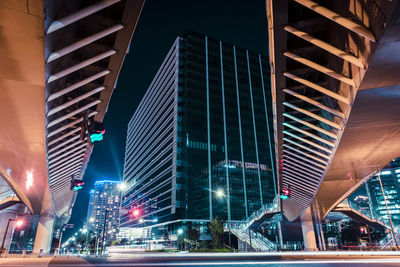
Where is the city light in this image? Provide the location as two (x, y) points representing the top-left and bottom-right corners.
(216, 189), (225, 198)
(72, 180), (85, 191)
(15, 220), (23, 227)
(177, 229), (183, 235)
(280, 188), (291, 200)
(132, 209), (140, 217)
(26, 171), (33, 190)
(139, 219), (144, 223)
(89, 121), (105, 143)
(118, 182), (127, 191)
(89, 217), (95, 223)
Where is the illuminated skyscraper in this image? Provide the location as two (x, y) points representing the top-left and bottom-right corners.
(121, 32), (276, 235)
(86, 180), (121, 242)
(349, 158), (400, 226)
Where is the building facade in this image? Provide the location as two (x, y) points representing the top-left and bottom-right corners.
(121, 32), (276, 235)
(86, 180), (121, 242)
(347, 158), (400, 227)
(366, 161), (400, 226)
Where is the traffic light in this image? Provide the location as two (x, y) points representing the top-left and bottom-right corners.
(88, 121), (105, 143)
(131, 209), (140, 217)
(280, 188), (291, 200)
(70, 179), (85, 191)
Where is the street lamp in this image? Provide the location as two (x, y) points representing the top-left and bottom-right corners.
(216, 189), (232, 251)
(216, 189), (224, 198)
(118, 182), (127, 191)
(177, 229), (183, 235)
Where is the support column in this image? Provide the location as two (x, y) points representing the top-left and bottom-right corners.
(33, 215), (54, 254)
(301, 206), (317, 251)
(312, 201), (326, 250)
(277, 220), (284, 249)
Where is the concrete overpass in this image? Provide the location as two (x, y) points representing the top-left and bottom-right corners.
(267, 0), (400, 234)
(0, 0), (144, 253)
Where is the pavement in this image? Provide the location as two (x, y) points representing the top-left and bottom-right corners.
(1, 251), (400, 266)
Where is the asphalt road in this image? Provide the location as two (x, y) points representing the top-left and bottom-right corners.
(1, 252), (400, 266)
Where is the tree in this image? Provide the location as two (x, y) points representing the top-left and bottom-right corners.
(163, 231), (170, 241)
(186, 228), (200, 249)
(209, 217), (223, 249)
(76, 234), (86, 249)
(186, 228), (200, 242)
(120, 238), (129, 246)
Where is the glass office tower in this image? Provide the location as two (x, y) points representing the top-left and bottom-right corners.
(121, 32), (276, 232)
(349, 158), (400, 226)
(86, 180), (121, 242)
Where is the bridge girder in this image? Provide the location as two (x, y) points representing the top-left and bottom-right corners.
(267, 0), (400, 221)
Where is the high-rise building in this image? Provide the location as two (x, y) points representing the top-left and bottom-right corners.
(349, 158), (400, 226)
(86, 180), (121, 242)
(121, 32), (276, 236)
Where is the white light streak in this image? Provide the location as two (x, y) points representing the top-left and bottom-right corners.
(26, 171), (33, 190)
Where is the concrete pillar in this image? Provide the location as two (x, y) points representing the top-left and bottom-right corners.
(312, 201), (326, 250)
(33, 215), (54, 254)
(277, 220), (284, 249)
(301, 206), (317, 251)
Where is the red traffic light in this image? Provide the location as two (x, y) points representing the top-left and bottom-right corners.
(131, 209), (140, 217)
(282, 189), (290, 196)
(15, 220), (23, 227)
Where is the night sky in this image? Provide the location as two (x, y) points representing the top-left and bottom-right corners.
(66, 0), (269, 238)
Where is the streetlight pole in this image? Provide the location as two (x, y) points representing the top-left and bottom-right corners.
(57, 224), (66, 256)
(377, 172), (399, 250)
(216, 190), (231, 251)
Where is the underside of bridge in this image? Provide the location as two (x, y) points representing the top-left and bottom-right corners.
(267, 0), (400, 222)
(0, 0), (144, 252)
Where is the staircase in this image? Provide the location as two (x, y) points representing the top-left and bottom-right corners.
(229, 226), (277, 251)
(379, 227), (400, 249)
(244, 196), (280, 230)
(224, 196), (280, 251)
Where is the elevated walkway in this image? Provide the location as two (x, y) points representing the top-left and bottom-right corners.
(268, 0), (400, 222)
(245, 197), (280, 230)
(332, 201), (389, 232)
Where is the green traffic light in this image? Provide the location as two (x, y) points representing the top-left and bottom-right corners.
(90, 133), (104, 142)
(280, 194), (289, 200)
(73, 186), (83, 191)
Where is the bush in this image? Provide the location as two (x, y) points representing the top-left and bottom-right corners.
(189, 248), (230, 253)
(144, 249), (180, 253)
